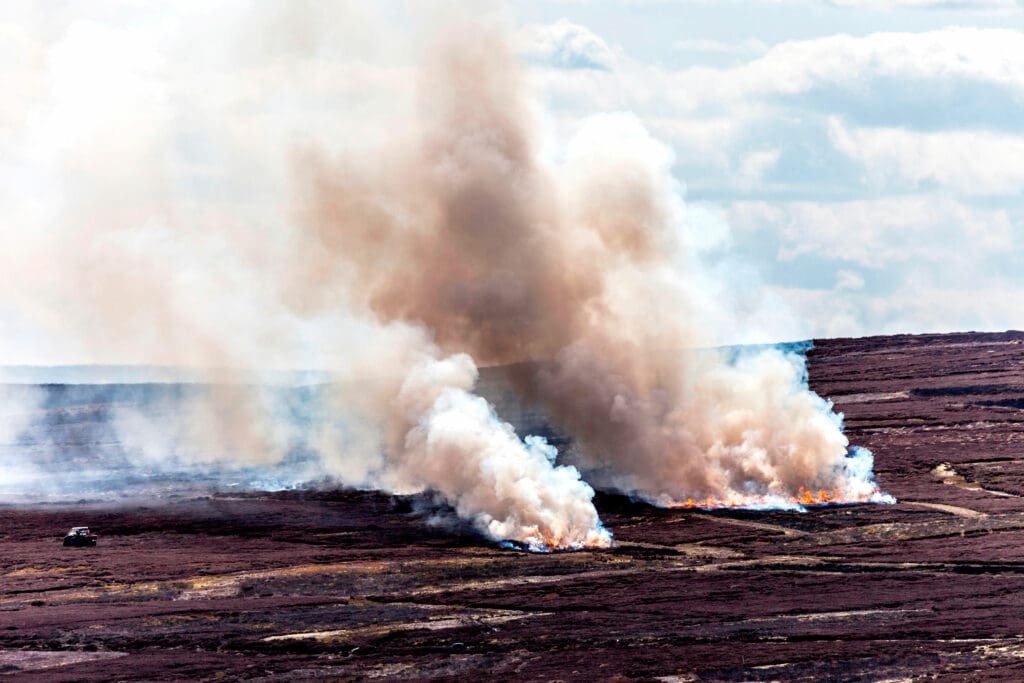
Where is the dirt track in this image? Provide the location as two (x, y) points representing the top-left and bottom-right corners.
(3, 331), (1024, 681)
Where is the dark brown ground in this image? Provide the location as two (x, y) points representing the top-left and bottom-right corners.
(3, 331), (1024, 681)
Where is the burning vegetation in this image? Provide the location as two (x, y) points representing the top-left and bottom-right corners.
(0, 17), (892, 552)
(289, 24), (892, 546)
(4, 328), (1024, 680)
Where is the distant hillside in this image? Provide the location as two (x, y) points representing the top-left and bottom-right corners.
(0, 340), (818, 386)
(0, 365), (331, 385)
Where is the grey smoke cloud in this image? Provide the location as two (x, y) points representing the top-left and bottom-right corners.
(0, 6), (889, 546)
(298, 22), (891, 508)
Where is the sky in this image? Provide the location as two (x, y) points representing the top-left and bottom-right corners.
(511, 0), (1024, 340)
(2, 1), (1023, 365)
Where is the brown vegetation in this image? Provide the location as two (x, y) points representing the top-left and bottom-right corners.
(3, 331), (1024, 681)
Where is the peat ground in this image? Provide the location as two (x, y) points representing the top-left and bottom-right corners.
(3, 331), (1024, 681)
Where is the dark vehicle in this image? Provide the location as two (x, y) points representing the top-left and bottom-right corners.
(63, 526), (97, 547)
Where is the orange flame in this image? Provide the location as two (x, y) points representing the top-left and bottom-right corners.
(665, 486), (853, 510)
(795, 486), (841, 506)
(524, 526), (614, 552)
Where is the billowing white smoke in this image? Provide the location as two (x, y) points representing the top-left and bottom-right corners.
(0, 7), (889, 546)
(298, 27), (893, 510)
(392, 354), (610, 549)
(633, 349), (890, 507)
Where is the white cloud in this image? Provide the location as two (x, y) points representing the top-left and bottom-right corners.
(542, 26), (1024, 199)
(826, 0), (1022, 9)
(829, 119), (1024, 195)
(865, 276), (1024, 334)
(822, 27), (1018, 84)
(520, 14), (1024, 338)
(723, 27), (1024, 103)
(645, 115), (750, 173)
(6, 3), (1024, 351)
(738, 149), (782, 188)
(728, 197), (1015, 267)
(533, 26), (1024, 143)
(593, 27), (1024, 120)
(835, 270), (865, 291)
(520, 19), (618, 70)
(673, 38), (768, 56)
(766, 273), (1024, 339)
(718, 191), (1024, 337)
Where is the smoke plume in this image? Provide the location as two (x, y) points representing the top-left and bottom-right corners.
(391, 353), (610, 549)
(0, 8), (890, 549)
(297, 25), (891, 509)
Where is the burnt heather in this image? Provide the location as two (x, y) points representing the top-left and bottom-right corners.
(3, 331), (1024, 680)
